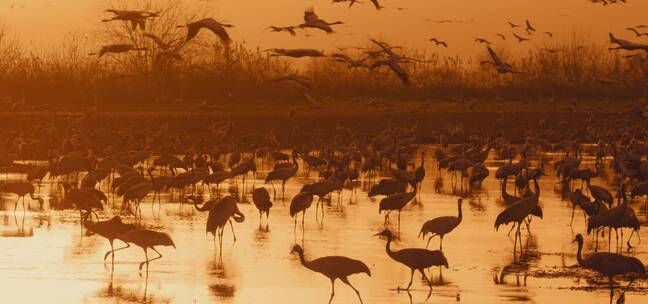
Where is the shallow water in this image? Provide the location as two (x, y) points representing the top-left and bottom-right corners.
(1, 147), (647, 304)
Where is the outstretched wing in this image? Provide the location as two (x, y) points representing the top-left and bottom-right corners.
(487, 47), (504, 66)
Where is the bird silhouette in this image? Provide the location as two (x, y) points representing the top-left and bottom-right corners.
(483, 46), (521, 74)
(291, 244), (370, 304)
(495, 177), (542, 250)
(267, 48), (325, 58)
(178, 18), (233, 45)
(268, 25), (298, 36)
(371, 57), (410, 86)
(89, 44), (147, 58)
(290, 191), (314, 232)
(274, 74), (313, 90)
(609, 33), (648, 53)
(419, 198), (462, 249)
(525, 20), (536, 34)
(85, 216), (137, 263)
(197, 196), (245, 251)
(122, 182), (153, 215)
(265, 153), (299, 197)
(429, 38), (448, 48)
(119, 228), (176, 272)
(0, 181), (44, 211)
(513, 33), (530, 42)
(252, 187), (273, 224)
(64, 185), (104, 222)
(375, 229), (448, 290)
(626, 28), (648, 37)
(299, 8), (344, 34)
(573, 234), (645, 303)
(379, 189), (416, 228)
(475, 38), (492, 45)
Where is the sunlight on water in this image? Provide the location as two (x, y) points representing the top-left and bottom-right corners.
(0, 147), (646, 303)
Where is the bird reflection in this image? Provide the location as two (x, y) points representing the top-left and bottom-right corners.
(0, 214), (33, 237)
(494, 234), (539, 286)
(207, 258), (237, 300)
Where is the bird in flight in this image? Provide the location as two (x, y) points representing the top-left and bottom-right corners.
(273, 74), (313, 90)
(525, 20), (536, 34)
(513, 33), (530, 42)
(507, 21), (519, 28)
(429, 38), (448, 48)
(495, 33), (506, 40)
(609, 33), (648, 53)
(627, 28), (648, 37)
(475, 38), (492, 45)
(482, 47), (521, 74)
(544, 31), (553, 38)
(89, 44), (147, 58)
(299, 7), (344, 34)
(267, 48), (325, 58)
(102, 9), (158, 31)
(178, 18), (234, 45)
(330, 53), (371, 69)
(268, 25), (299, 36)
(143, 33), (177, 50)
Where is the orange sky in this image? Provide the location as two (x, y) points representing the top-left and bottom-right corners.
(2, 0), (648, 57)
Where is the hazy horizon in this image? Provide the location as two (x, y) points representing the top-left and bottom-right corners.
(2, 0), (647, 58)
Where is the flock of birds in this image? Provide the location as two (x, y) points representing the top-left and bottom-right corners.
(85, 2), (648, 90)
(0, 106), (646, 303)
(1, 1), (648, 303)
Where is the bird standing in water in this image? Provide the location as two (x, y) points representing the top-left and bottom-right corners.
(375, 229), (448, 291)
(118, 229), (176, 273)
(419, 198), (463, 249)
(573, 234), (645, 304)
(85, 216), (137, 264)
(291, 244), (370, 304)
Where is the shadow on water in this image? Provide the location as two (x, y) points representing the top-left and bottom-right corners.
(207, 258), (236, 300)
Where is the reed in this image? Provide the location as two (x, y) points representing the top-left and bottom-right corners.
(0, 1), (646, 108)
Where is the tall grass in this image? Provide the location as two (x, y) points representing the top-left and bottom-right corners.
(0, 1), (646, 108)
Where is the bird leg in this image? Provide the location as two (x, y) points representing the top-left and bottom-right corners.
(316, 197), (321, 221)
(328, 279), (336, 304)
(440, 236), (444, 250)
(425, 236), (434, 249)
(340, 277), (363, 304)
(139, 247), (163, 271)
(609, 278), (614, 304)
(420, 269), (433, 290)
(104, 242), (130, 261)
(570, 205), (575, 226)
(406, 268), (415, 290)
(507, 223), (516, 237)
(229, 219), (237, 242)
(619, 278), (635, 300)
(139, 248), (149, 271)
(398, 210), (401, 231)
(13, 196), (20, 212)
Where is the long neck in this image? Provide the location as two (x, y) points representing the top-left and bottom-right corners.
(532, 178), (540, 198)
(148, 170), (155, 182)
(194, 200), (209, 212)
(457, 202), (463, 220)
(385, 236), (396, 260)
(296, 251), (312, 270)
(502, 176), (510, 197)
(576, 239), (586, 267)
